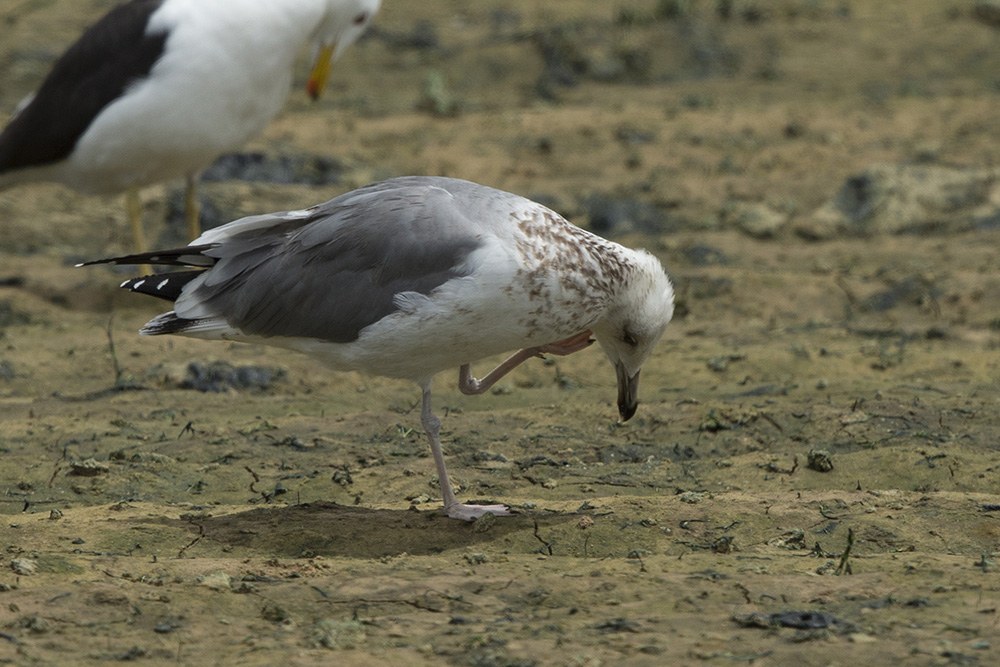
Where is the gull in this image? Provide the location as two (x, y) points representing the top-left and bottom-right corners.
(0, 0), (379, 252)
(83, 176), (675, 520)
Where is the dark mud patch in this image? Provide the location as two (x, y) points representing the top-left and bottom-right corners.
(163, 501), (586, 559)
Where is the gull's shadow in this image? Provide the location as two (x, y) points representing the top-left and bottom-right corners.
(162, 501), (575, 558)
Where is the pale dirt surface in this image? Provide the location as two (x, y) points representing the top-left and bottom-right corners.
(3, 1), (1000, 665)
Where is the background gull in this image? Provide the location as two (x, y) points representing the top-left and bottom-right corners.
(0, 0), (380, 253)
(84, 176), (675, 521)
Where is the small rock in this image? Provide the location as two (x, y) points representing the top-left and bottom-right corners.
(472, 512), (498, 533)
(768, 529), (806, 550)
(309, 619), (365, 650)
(807, 449), (834, 472)
(11, 558), (37, 576)
(20, 615), (50, 633)
(707, 355), (730, 372)
(732, 612), (774, 629)
(69, 458), (109, 476)
(232, 582), (257, 594)
(712, 536), (736, 554)
(593, 617), (641, 633)
(129, 451), (175, 464)
(770, 610), (842, 629)
(197, 571), (232, 591)
(261, 604), (291, 624)
(408, 493), (431, 506)
(112, 646), (147, 660)
(725, 201), (789, 238)
(472, 451), (507, 463)
(707, 354), (744, 372)
(180, 360), (286, 393)
(816, 559), (837, 575)
(800, 163), (998, 238)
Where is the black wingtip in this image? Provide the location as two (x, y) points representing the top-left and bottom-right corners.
(77, 245), (217, 269)
(120, 270), (204, 302)
(77, 255), (157, 269)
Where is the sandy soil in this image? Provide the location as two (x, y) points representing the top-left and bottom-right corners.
(3, 1), (1000, 665)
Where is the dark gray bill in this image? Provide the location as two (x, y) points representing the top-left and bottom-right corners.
(617, 366), (639, 422)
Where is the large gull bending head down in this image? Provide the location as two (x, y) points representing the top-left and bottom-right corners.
(83, 176), (675, 521)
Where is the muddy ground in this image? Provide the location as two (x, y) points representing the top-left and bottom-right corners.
(3, 1), (1000, 665)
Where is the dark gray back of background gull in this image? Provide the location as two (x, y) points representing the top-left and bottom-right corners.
(0, 0), (166, 174)
(186, 178), (489, 343)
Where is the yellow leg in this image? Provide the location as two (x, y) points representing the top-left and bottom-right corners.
(125, 188), (152, 274)
(185, 173), (201, 241)
(125, 187), (146, 253)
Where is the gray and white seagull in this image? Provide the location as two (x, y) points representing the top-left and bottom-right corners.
(84, 176), (675, 521)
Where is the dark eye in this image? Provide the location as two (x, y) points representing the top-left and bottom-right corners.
(353, 12), (368, 25)
(622, 331), (638, 347)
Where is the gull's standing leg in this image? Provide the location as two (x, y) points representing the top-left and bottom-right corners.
(124, 187), (152, 275)
(459, 330), (594, 395)
(125, 187), (147, 254)
(184, 172), (201, 242)
(419, 380), (512, 521)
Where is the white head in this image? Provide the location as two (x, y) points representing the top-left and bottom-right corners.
(590, 250), (674, 421)
(307, 0), (381, 99)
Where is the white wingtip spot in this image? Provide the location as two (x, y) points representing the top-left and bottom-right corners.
(131, 279), (145, 290)
(157, 279), (169, 291)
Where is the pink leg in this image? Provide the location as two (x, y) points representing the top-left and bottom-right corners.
(419, 381), (512, 521)
(458, 330), (594, 395)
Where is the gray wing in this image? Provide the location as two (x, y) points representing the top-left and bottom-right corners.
(179, 179), (487, 343)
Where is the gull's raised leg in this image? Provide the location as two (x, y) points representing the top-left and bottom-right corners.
(459, 330), (594, 395)
(419, 380), (512, 521)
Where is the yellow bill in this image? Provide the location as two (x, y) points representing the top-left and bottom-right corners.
(307, 43), (337, 101)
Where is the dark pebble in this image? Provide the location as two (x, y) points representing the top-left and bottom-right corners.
(181, 360), (286, 393)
